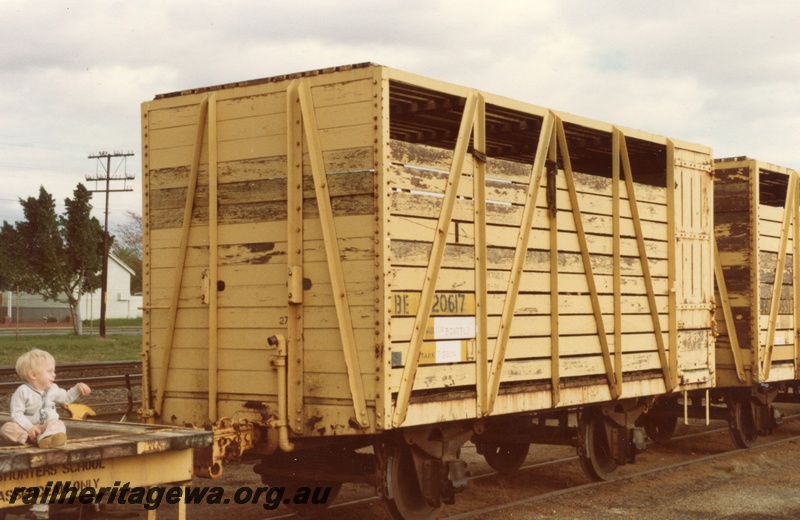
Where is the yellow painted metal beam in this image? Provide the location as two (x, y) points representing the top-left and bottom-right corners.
(155, 96), (208, 416)
(298, 80), (370, 428)
(473, 94), (488, 415)
(286, 80), (305, 433)
(373, 67), (391, 431)
(666, 140), (679, 389)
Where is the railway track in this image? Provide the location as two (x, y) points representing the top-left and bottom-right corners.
(444, 422), (800, 519)
(0, 359), (141, 380)
(0, 360), (141, 391)
(261, 408), (800, 520)
(0, 360), (142, 421)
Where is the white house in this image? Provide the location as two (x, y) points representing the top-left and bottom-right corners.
(80, 253), (143, 321)
(1, 253), (141, 323)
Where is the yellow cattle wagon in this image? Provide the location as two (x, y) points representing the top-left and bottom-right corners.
(713, 157), (799, 447)
(140, 63), (715, 518)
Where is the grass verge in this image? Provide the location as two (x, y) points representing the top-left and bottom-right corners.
(0, 334), (140, 366)
(82, 317), (142, 328)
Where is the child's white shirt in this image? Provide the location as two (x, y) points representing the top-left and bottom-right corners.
(9, 383), (82, 432)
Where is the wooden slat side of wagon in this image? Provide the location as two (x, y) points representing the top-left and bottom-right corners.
(712, 157), (799, 447)
(140, 63), (715, 516)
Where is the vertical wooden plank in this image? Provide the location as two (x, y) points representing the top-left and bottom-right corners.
(557, 117), (618, 398)
(548, 128), (560, 407)
(286, 80), (305, 433)
(393, 91), (479, 427)
(666, 140), (678, 388)
(485, 111), (554, 415)
(141, 102), (153, 416)
(704, 170), (713, 308)
(693, 175), (701, 303)
(750, 160), (761, 380)
(298, 80), (370, 428)
(693, 174), (702, 298)
(207, 93), (219, 422)
(795, 181), (800, 377)
(681, 169), (690, 302)
(374, 67), (391, 431)
(612, 129), (622, 395)
(473, 94), (489, 415)
(155, 97), (208, 416)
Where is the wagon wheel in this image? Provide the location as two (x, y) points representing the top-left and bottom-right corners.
(643, 414), (678, 445)
(482, 442), (530, 474)
(577, 412), (618, 481)
(728, 393), (758, 449)
(381, 444), (440, 520)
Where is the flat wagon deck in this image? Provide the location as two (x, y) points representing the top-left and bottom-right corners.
(0, 417), (211, 516)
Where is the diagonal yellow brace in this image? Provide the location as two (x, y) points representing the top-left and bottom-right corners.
(155, 96), (209, 416)
(619, 130), (673, 391)
(298, 80), (370, 428)
(485, 111), (555, 415)
(557, 117), (618, 399)
(763, 171), (797, 381)
(393, 91), (480, 427)
(548, 127), (561, 407)
(612, 130), (623, 397)
(713, 236), (746, 382)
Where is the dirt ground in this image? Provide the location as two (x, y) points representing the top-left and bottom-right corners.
(6, 406), (800, 519)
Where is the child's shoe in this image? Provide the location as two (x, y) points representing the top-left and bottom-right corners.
(37, 432), (66, 448)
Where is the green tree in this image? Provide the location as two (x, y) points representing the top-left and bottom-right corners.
(111, 211), (142, 294)
(0, 185), (103, 335)
(0, 221), (20, 291)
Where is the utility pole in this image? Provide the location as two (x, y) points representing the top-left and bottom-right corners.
(87, 151), (134, 338)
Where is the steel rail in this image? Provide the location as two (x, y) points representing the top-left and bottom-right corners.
(0, 360), (141, 379)
(443, 430), (800, 520)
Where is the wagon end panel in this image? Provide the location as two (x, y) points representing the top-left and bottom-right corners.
(141, 66), (382, 433)
(713, 159), (756, 386)
(671, 144), (716, 388)
(714, 158), (799, 386)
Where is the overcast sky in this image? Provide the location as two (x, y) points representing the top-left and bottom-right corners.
(2, 1), (799, 228)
